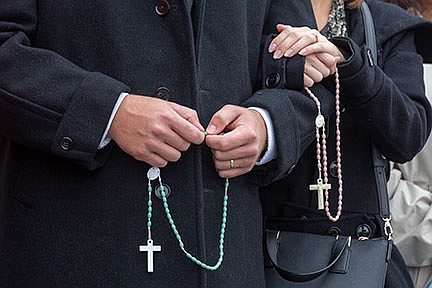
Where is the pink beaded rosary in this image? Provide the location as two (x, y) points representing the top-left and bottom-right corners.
(305, 68), (343, 222)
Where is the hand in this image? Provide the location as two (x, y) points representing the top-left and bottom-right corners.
(304, 52), (339, 87)
(205, 105), (268, 178)
(269, 25), (321, 59)
(108, 95), (205, 167)
(300, 34), (343, 86)
(269, 24), (342, 86)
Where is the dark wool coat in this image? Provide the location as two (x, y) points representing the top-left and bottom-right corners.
(260, 0), (432, 286)
(0, 0), (344, 287)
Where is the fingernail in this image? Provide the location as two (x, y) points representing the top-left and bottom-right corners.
(268, 43), (277, 53)
(284, 49), (294, 57)
(299, 48), (308, 56)
(207, 124), (216, 134)
(273, 50), (283, 59)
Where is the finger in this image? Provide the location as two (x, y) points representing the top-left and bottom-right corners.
(144, 137), (183, 163)
(213, 156), (256, 171)
(206, 104), (240, 135)
(316, 53), (339, 74)
(141, 154), (168, 168)
(269, 24), (292, 53)
(155, 144), (182, 163)
(216, 163), (255, 178)
(211, 144), (259, 162)
(168, 102), (204, 131)
(217, 168), (248, 179)
(299, 38), (342, 58)
(308, 56), (331, 79)
(170, 114), (205, 145)
(148, 116), (193, 152)
(160, 130), (191, 152)
(128, 142), (169, 167)
(206, 121), (260, 152)
(205, 130), (240, 152)
(304, 64), (324, 84)
(304, 74), (315, 88)
(214, 157), (256, 178)
(269, 29), (292, 57)
(276, 24), (291, 33)
(271, 26), (311, 56)
(284, 31), (318, 58)
(274, 27), (314, 58)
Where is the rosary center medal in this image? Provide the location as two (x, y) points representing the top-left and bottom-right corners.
(315, 114), (325, 128)
(147, 166), (160, 181)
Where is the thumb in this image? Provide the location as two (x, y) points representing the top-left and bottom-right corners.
(206, 105), (239, 135)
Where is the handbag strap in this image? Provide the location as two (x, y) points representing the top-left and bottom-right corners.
(361, 2), (394, 239)
(266, 230), (351, 282)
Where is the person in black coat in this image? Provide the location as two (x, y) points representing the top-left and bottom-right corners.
(259, 0), (432, 286)
(0, 1), (342, 287)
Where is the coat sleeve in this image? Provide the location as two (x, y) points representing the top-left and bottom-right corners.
(242, 34), (336, 185)
(332, 31), (432, 163)
(0, 1), (130, 170)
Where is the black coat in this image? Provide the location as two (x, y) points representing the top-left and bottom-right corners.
(0, 1), (339, 287)
(261, 0), (432, 226)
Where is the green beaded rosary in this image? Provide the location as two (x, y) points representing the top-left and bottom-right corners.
(140, 131), (229, 272)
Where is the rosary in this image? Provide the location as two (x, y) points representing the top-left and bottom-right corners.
(140, 163), (229, 272)
(306, 68), (343, 222)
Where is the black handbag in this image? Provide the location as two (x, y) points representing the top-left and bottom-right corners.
(264, 3), (396, 288)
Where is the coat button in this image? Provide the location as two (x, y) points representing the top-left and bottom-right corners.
(329, 160), (338, 178)
(265, 73), (281, 88)
(60, 137), (73, 151)
(155, 0), (170, 16)
(155, 87), (171, 100)
(356, 224), (372, 239)
(155, 183), (172, 199)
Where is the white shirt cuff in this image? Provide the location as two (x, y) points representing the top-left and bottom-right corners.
(98, 92), (129, 149)
(248, 107), (276, 166)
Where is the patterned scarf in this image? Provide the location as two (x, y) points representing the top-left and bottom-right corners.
(325, 0), (348, 39)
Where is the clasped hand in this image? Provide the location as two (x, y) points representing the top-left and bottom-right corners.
(108, 95), (267, 178)
(269, 24), (344, 87)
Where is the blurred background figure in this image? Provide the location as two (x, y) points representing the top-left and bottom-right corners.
(385, 0), (432, 287)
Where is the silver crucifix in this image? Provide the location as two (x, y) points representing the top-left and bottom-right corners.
(309, 178), (331, 210)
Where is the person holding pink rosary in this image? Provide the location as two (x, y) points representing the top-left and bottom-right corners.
(259, 0), (432, 287)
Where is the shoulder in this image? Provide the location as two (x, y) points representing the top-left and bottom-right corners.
(364, 1), (432, 62)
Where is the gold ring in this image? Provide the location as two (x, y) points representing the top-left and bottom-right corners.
(229, 159), (235, 169)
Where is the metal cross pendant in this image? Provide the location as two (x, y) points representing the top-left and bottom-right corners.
(309, 179), (331, 210)
(139, 239), (161, 272)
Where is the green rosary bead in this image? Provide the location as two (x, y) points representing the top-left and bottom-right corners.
(159, 176), (229, 271)
(147, 183), (153, 230)
(146, 170), (229, 271)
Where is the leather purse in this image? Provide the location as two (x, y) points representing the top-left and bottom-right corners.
(265, 230), (391, 287)
(264, 3), (395, 287)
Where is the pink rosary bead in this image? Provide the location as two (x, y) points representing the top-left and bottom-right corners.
(305, 67), (343, 222)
